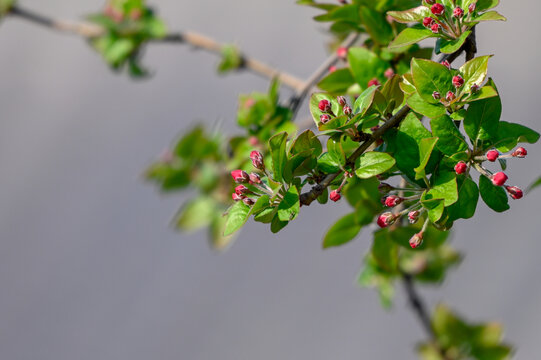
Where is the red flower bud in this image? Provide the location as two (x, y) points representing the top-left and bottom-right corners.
(367, 78), (381, 87)
(248, 136), (259, 146)
(505, 186), (524, 200)
(378, 183), (393, 194)
(330, 190), (342, 202)
(433, 91), (441, 100)
(320, 114), (331, 124)
(441, 60), (451, 69)
(512, 147), (527, 158)
(130, 8), (142, 21)
(486, 150), (499, 162)
(231, 169), (250, 183)
(446, 91), (456, 102)
(452, 75), (464, 88)
(408, 210), (420, 224)
(249, 172), (262, 184)
(453, 7), (464, 18)
(318, 99), (332, 112)
(336, 47), (348, 60)
(235, 185), (250, 195)
(250, 151), (265, 170)
(232, 193), (244, 201)
(328, 65), (337, 73)
(384, 195), (403, 208)
(423, 17), (435, 28)
(384, 68), (395, 79)
(409, 232), (424, 249)
(431, 23), (440, 33)
(468, 3), (476, 13)
(337, 96), (347, 107)
(243, 198), (255, 206)
(470, 84), (480, 93)
(431, 3), (445, 16)
(491, 172), (508, 187)
(377, 212), (396, 228)
(455, 161), (467, 175)
(343, 106), (352, 116)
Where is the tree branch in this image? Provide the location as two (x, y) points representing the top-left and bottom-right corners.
(7, 5), (307, 92)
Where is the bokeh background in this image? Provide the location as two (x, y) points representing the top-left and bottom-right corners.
(0, 1), (540, 359)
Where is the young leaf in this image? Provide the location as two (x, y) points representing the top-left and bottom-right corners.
(459, 55), (492, 92)
(479, 175), (510, 212)
(447, 178), (479, 221)
(347, 47), (389, 88)
(411, 58), (453, 104)
(355, 152), (396, 179)
(317, 68), (356, 94)
(387, 6), (431, 23)
(353, 85), (378, 114)
(407, 92), (447, 118)
(322, 213), (362, 248)
(439, 30), (471, 54)
(372, 229), (399, 273)
(224, 201), (251, 236)
(428, 171), (459, 207)
(494, 121), (540, 152)
(359, 6), (393, 45)
(415, 137), (439, 181)
(476, 0), (500, 12)
(290, 129), (323, 157)
(464, 81), (501, 143)
(430, 115), (469, 156)
(475, 11), (506, 22)
(269, 132), (288, 182)
(389, 27), (434, 49)
(277, 186), (300, 221)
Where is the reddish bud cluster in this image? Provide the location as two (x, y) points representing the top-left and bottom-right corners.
(423, 17), (435, 28)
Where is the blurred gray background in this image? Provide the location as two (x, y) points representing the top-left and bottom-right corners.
(0, 1), (539, 359)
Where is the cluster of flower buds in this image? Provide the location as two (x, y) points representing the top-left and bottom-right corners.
(317, 95), (357, 127)
(420, 2), (470, 39)
(455, 147), (529, 200)
(104, 4), (142, 22)
(367, 78), (381, 87)
(230, 150), (275, 206)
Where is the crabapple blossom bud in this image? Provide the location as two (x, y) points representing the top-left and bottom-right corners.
(130, 8), (142, 20)
(235, 185), (250, 195)
(470, 84), (480, 93)
(343, 106), (352, 116)
(486, 150), (499, 162)
(431, 3), (445, 16)
(441, 60), (451, 69)
(454, 161), (467, 175)
(423, 17), (435, 28)
(378, 183), (393, 194)
(243, 198), (255, 206)
(250, 151), (265, 170)
(425, 0), (435, 4)
(248, 136), (259, 146)
(452, 75), (464, 88)
(505, 186), (524, 200)
(491, 172), (508, 187)
(384, 68), (395, 79)
(337, 96), (347, 107)
(377, 212), (397, 228)
(385, 195), (404, 208)
(431, 23), (440, 33)
(328, 65), (337, 73)
(468, 3), (476, 13)
(409, 232), (424, 249)
(318, 99), (332, 112)
(368, 78), (381, 87)
(432, 91), (441, 100)
(512, 147), (527, 158)
(330, 190), (342, 202)
(336, 47), (348, 60)
(249, 172), (262, 184)
(446, 91), (456, 102)
(320, 114), (331, 124)
(231, 170), (250, 183)
(408, 210), (420, 224)
(232, 193), (244, 201)
(453, 7), (464, 18)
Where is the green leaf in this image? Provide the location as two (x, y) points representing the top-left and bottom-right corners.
(224, 201), (251, 236)
(355, 152), (396, 179)
(218, 45), (242, 73)
(447, 178), (479, 221)
(277, 186), (300, 221)
(528, 176), (541, 194)
(411, 58), (453, 104)
(479, 175), (510, 212)
(353, 85), (378, 114)
(439, 30), (471, 54)
(394, 113), (434, 180)
(270, 214), (288, 233)
(322, 213), (362, 248)
(372, 229), (399, 272)
(476, 0), (500, 12)
(317, 68), (355, 94)
(317, 152), (341, 173)
(475, 10), (506, 22)
(348, 47), (389, 88)
(421, 195), (445, 223)
(415, 137), (439, 181)
(407, 92), (447, 118)
(380, 75), (404, 112)
(269, 132), (288, 182)
(389, 27), (434, 49)
(428, 171), (459, 207)
(175, 197), (216, 231)
(465, 85), (498, 102)
(209, 213), (236, 251)
(0, 0), (14, 16)
(464, 80), (501, 143)
(359, 6), (393, 45)
(494, 121), (540, 152)
(310, 93), (340, 126)
(290, 129), (323, 157)
(459, 55), (492, 92)
(327, 136), (346, 166)
(430, 115), (469, 156)
(387, 6), (431, 23)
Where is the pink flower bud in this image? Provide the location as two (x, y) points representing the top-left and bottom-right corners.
(320, 114), (331, 124)
(452, 75), (464, 88)
(486, 150), (499, 162)
(231, 169), (250, 183)
(505, 186), (524, 200)
(367, 78), (381, 87)
(455, 161), (467, 175)
(384, 68), (395, 79)
(250, 151), (265, 170)
(232, 193), (244, 201)
(441, 60), (451, 69)
(408, 210), (420, 224)
(491, 172), (508, 187)
(384, 195), (403, 208)
(328, 65), (337, 73)
(318, 99), (332, 112)
(446, 91), (456, 102)
(431, 3), (445, 16)
(330, 190), (342, 202)
(343, 106), (352, 116)
(470, 84), (480, 93)
(337, 96), (347, 107)
(409, 232), (424, 249)
(249, 172), (262, 184)
(432, 91), (441, 100)
(336, 47), (348, 60)
(243, 198), (255, 206)
(248, 136), (259, 146)
(423, 17), (435, 28)
(377, 212), (396, 228)
(468, 3), (476, 13)
(431, 23), (440, 33)
(235, 185), (250, 195)
(512, 147), (527, 158)
(129, 8), (142, 20)
(453, 7), (464, 18)
(378, 183), (393, 194)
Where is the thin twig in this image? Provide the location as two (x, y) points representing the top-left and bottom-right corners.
(7, 5), (307, 92)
